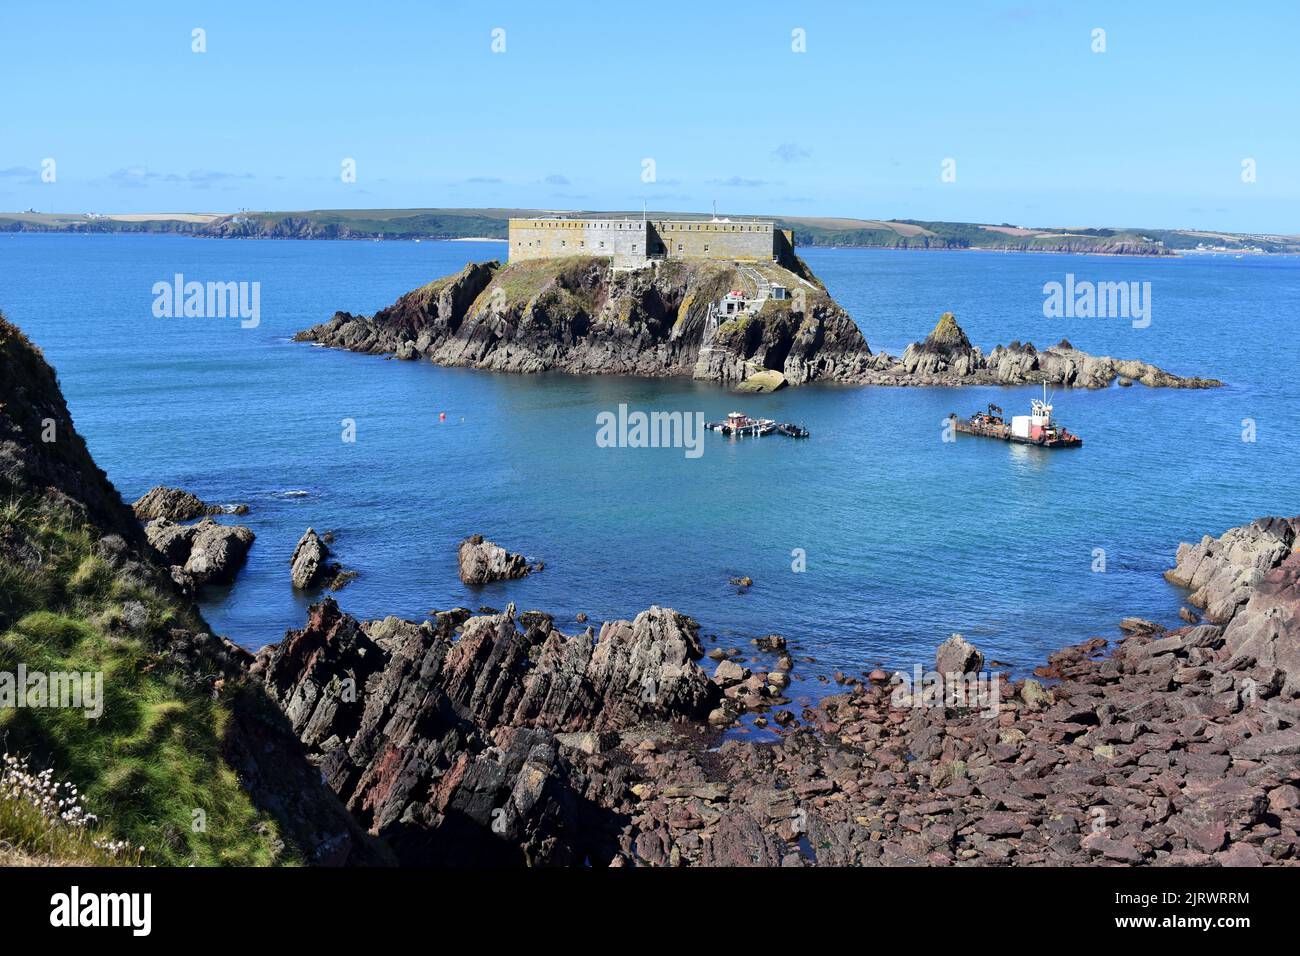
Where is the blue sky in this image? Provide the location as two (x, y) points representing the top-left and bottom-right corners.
(2, 0), (1296, 232)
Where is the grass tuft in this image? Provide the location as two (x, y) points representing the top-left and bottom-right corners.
(0, 495), (288, 865)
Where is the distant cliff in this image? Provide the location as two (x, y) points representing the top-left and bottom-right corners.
(297, 259), (1220, 390)
(6, 208), (1296, 254)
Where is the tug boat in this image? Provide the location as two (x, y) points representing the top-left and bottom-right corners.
(706, 411), (809, 439)
(950, 386), (1082, 448)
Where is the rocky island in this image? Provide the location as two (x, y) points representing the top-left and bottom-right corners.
(296, 215), (1220, 391)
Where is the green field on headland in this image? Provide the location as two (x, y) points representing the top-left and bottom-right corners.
(4, 208), (1297, 255)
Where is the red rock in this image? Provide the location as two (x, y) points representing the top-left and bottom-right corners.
(1215, 843), (1263, 867)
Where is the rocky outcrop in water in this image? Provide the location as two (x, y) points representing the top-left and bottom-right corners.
(881, 315), (1221, 389)
(289, 522), (351, 590)
(458, 534), (532, 585)
(1165, 517), (1300, 621)
(298, 261), (1219, 390)
(145, 515), (254, 591)
(935, 633), (984, 674)
(1166, 517), (1300, 700)
(132, 485), (225, 522)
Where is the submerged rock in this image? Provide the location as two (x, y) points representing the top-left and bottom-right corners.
(735, 369), (787, 393)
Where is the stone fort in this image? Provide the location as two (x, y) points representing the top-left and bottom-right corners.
(508, 215), (794, 267)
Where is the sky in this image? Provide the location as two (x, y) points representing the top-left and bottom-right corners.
(1, 0), (1297, 233)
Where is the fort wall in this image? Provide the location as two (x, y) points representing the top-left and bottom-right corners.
(508, 216), (783, 265)
(508, 218), (649, 266)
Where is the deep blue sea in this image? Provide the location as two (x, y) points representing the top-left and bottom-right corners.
(2, 234), (1297, 692)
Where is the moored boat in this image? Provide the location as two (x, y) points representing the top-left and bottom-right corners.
(950, 387), (1082, 448)
(706, 410), (809, 439)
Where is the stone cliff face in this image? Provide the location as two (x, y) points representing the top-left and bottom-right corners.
(1166, 517), (1300, 698)
(298, 260), (1219, 390)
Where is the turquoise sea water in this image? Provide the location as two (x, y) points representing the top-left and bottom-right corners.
(2, 234), (1296, 684)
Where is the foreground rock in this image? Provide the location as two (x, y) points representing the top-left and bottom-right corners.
(297, 261), (1218, 390)
(132, 485), (225, 521)
(255, 601), (717, 863)
(1165, 516), (1300, 622)
(935, 633), (984, 674)
(145, 515), (254, 590)
(458, 534), (532, 585)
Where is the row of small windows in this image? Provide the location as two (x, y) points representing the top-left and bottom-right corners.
(516, 221), (772, 232)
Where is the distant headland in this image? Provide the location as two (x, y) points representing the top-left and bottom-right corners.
(4, 207), (1297, 256)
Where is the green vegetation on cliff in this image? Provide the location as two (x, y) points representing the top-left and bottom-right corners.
(0, 313), (289, 866)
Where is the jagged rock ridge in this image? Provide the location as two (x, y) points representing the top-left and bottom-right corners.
(253, 600), (718, 864)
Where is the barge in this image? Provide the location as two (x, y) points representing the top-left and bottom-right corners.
(950, 388), (1082, 448)
(706, 411), (809, 439)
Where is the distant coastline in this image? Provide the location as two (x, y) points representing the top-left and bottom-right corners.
(4, 207), (1297, 256)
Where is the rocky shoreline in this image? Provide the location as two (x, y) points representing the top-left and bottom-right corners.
(295, 258), (1221, 391)
(250, 517), (1299, 866)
